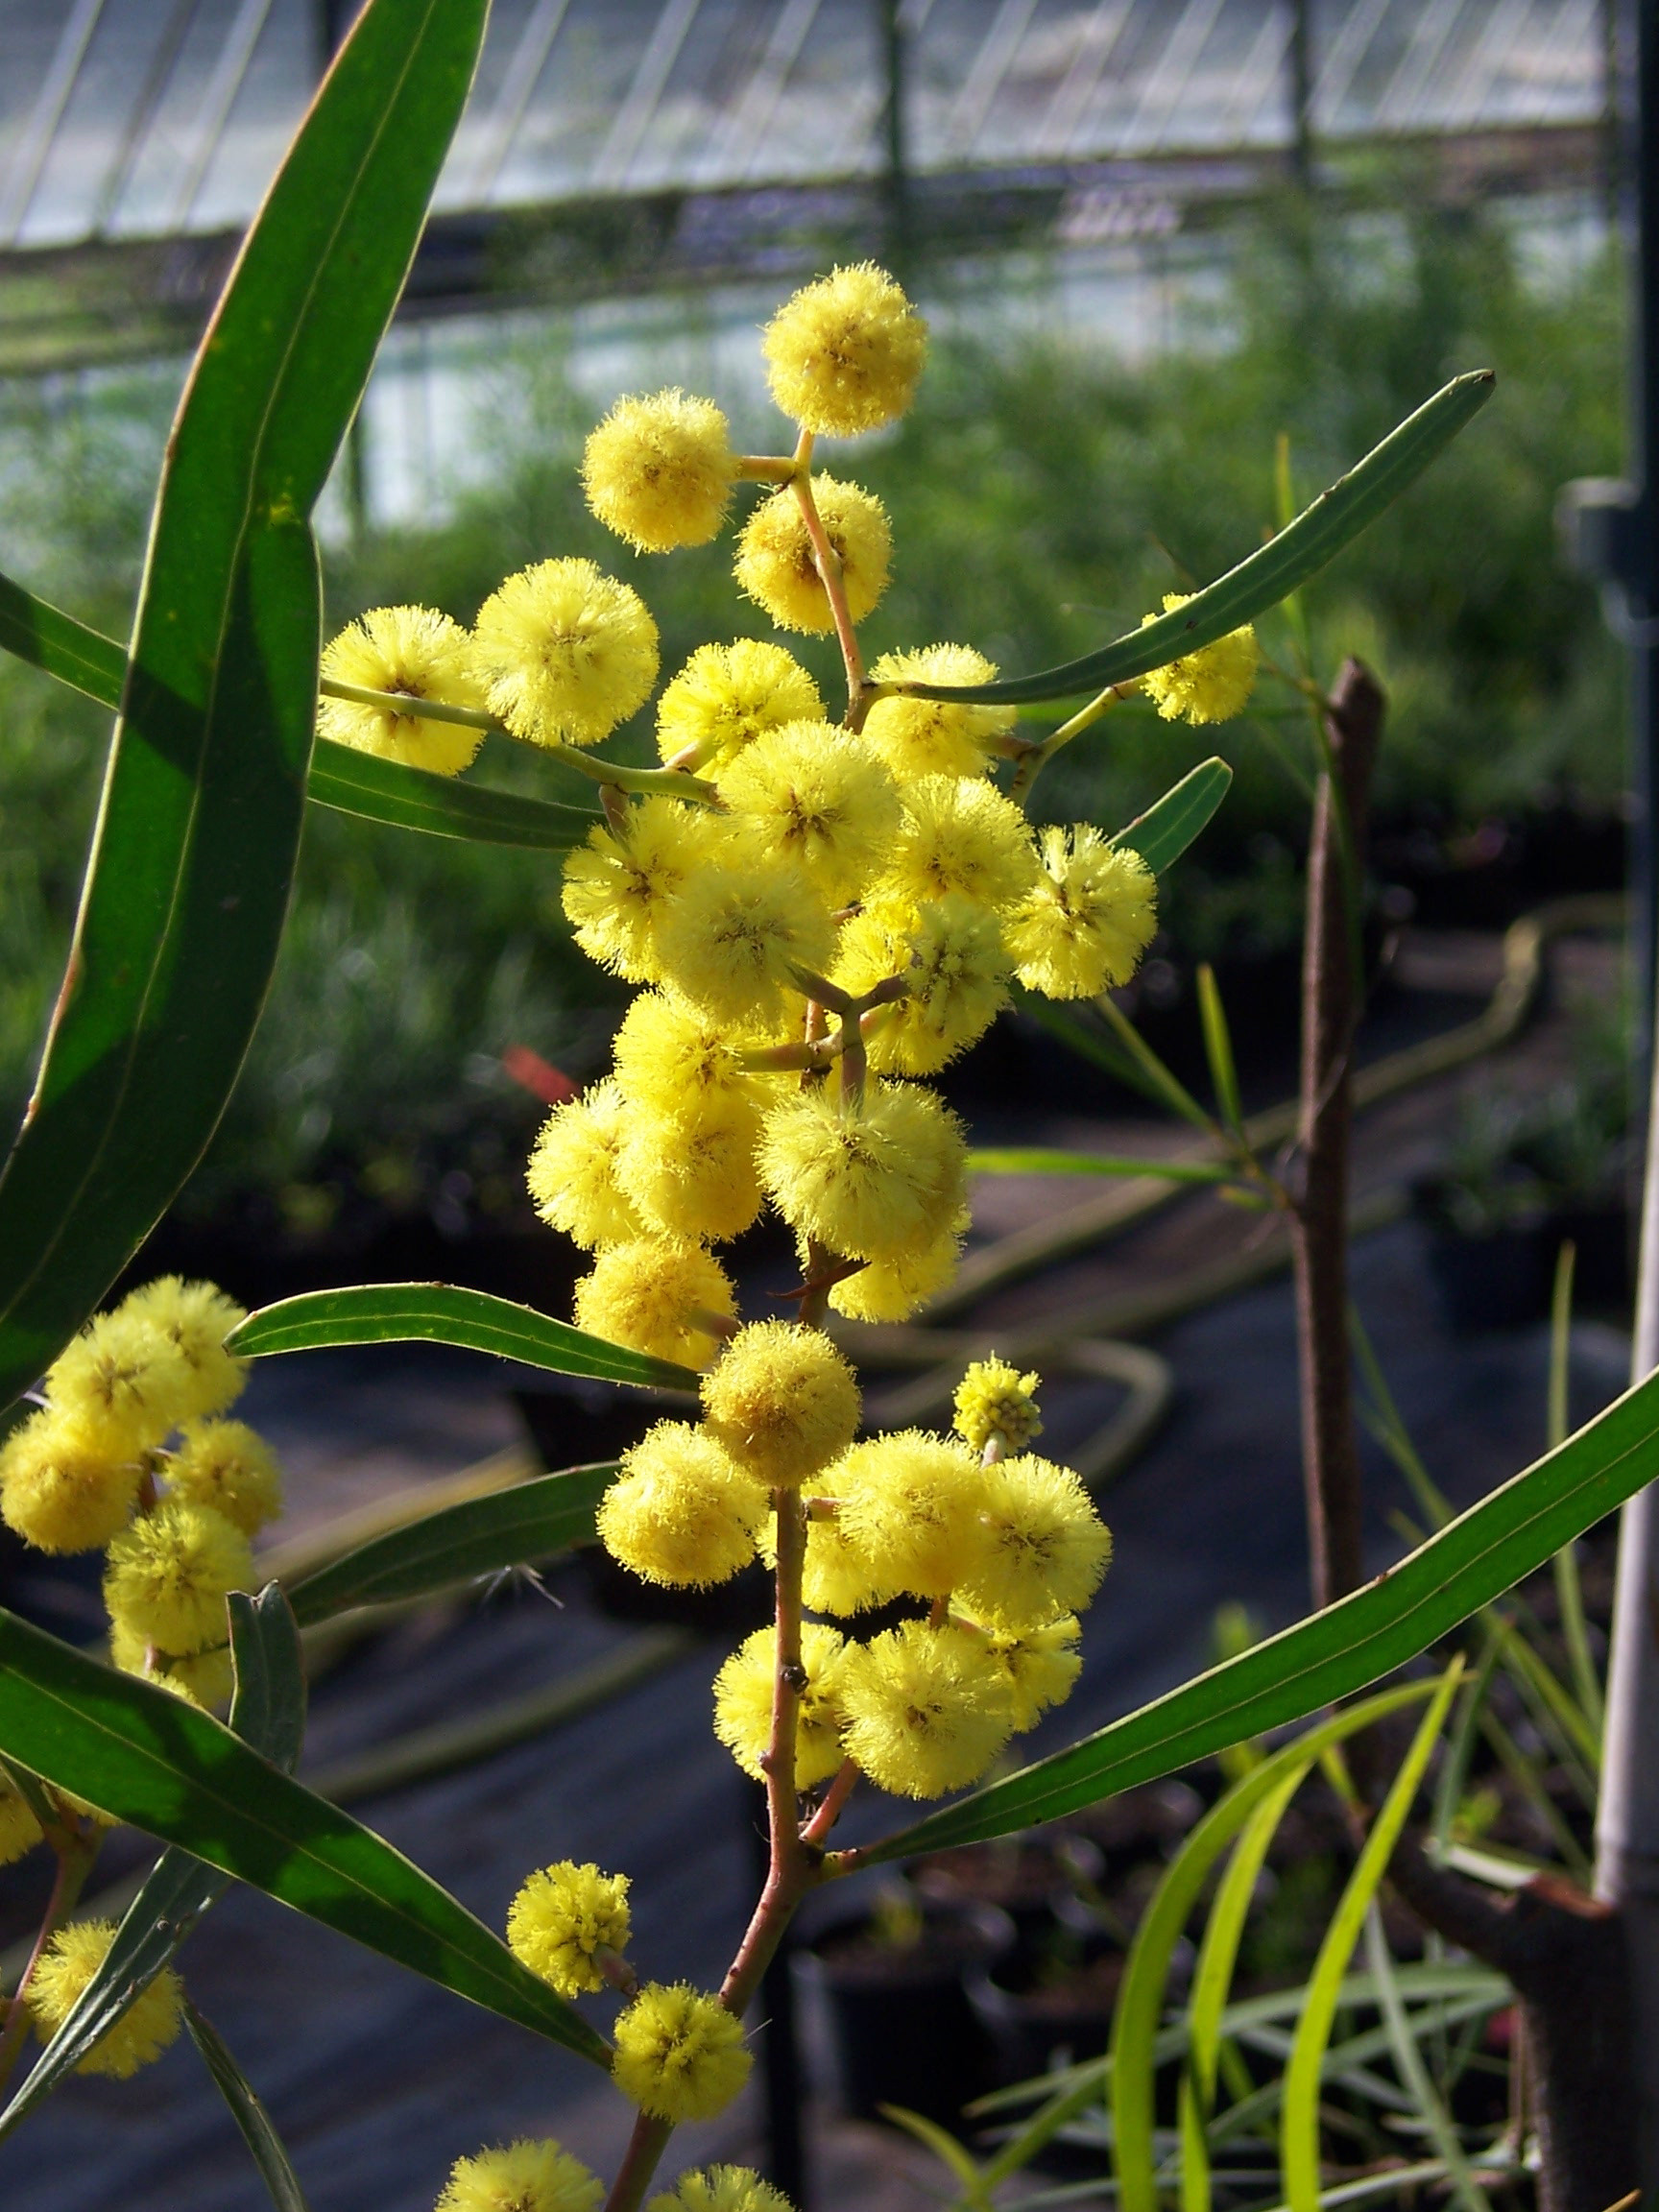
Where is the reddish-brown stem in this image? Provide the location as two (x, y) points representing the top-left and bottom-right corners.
(789, 442), (870, 730)
(601, 2114), (675, 2212)
(0, 1832), (95, 2092)
(802, 1759), (859, 1849)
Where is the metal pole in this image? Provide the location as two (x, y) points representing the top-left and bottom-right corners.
(1289, 0), (1315, 188)
(878, 0), (912, 266)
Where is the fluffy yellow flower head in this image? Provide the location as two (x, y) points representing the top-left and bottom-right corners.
(318, 605), (486, 776)
(758, 1079), (965, 1264)
(765, 1495), (887, 1617)
(836, 894), (1010, 1076)
(472, 558), (659, 748)
(761, 264), (927, 437)
(0, 1408), (140, 1554)
(47, 1283), (246, 1461)
(108, 1616), (234, 1709)
(654, 855), (835, 1028)
(838, 1621), (1015, 1798)
(832, 1431), (988, 1600)
(1139, 593), (1260, 725)
(618, 1092), (763, 1245)
(1005, 826), (1157, 999)
(700, 1322), (860, 1488)
(648, 2168), (794, 2212)
(655, 640), (823, 771)
(116, 1277), (250, 1423)
(583, 389), (734, 553)
(878, 775), (1039, 915)
(507, 1860), (632, 1999)
(827, 1214), (965, 1325)
(717, 724), (900, 907)
(561, 798), (726, 983)
(103, 1499), (252, 1655)
(955, 1455), (1112, 1631)
(613, 1984), (752, 2123)
(574, 1241), (737, 1371)
(953, 1357), (1043, 1455)
(864, 646), (1015, 780)
(166, 1419), (282, 1536)
(962, 1610), (1083, 1732)
(734, 479), (890, 636)
(597, 1423), (768, 1587)
(527, 1079), (646, 1250)
(435, 2140), (603, 2212)
(612, 990), (766, 1120)
(31, 1920), (182, 2078)
(712, 1621), (847, 1789)
(0, 1771), (43, 1867)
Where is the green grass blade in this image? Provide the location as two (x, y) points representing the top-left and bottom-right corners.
(1014, 992), (1178, 1110)
(0, 1586), (305, 2136)
(893, 373), (1495, 708)
(287, 1462), (618, 1624)
(308, 740), (601, 850)
(0, 573), (125, 706)
(1195, 966), (1245, 1134)
(880, 2106), (993, 2205)
(1547, 1240), (1603, 1732)
(0, 0), (490, 1412)
(845, 1366), (1659, 1864)
(1094, 995), (1217, 1136)
(184, 2000), (312, 2212)
(228, 1284), (700, 1393)
(1280, 1668), (1461, 2210)
(0, 1605), (612, 2068)
(1111, 758), (1234, 875)
(966, 1149), (1232, 1185)
(1361, 1908), (1495, 2212)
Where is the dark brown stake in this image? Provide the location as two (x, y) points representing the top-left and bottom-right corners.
(1290, 654), (1382, 1612)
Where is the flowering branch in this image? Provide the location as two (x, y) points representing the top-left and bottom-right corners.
(786, 434), (872, 732)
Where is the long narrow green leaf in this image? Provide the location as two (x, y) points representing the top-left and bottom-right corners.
(966, 1149), (1230, 1185)
(0, 1605), (611, 2068)
(1280, 1670), (1461, 2210)
(0, 1587), (305, 2135)
(0, 575), (126, 705)
(1195, 966), (1245, 1134)
(185, 2000), (312, 2212)
(846, 1365), (1659, 1863)
(228, 1284), (699, 1392)
(0, 0), (490, 1412)
(1111, 758), (1234, 875)
(897, 373), (1495, 708)
(1108, 1686), (1432, 2212)
(287, 1462), (617, 1625)
(1361, 1910), (1494, 2212)
(1014, 992), (1174, 1110)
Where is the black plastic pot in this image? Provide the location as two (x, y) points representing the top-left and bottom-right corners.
(911, 1836), (1105, 1984)
(797, 1901), (1015, 2128)
(966, 1928), (1124, 2085)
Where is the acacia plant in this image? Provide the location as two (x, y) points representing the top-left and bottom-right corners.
(0, 6), (1655, 2210)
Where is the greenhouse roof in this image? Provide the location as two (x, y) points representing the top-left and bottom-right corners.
(0, 0), (1606, 254)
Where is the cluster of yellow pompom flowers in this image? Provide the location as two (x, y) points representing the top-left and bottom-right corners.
(0, 1277), (281, 1720)
(435, 2142), (790, 2212)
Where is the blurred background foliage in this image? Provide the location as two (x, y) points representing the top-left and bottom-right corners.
(0, 190), (1625, 1219)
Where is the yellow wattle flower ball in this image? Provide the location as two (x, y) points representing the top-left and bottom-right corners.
(760, 1496), (887, 1617)
(1005, 826), (1158, 1000)
(472, 557), (659, 748)
(837, 1620), (1016, 1798)
(760, 263), (927, 437)
(318, 605), (487, 776)
(0, 1408), (140, 1554)
(836, 894), (1011, 1077)
(0, 1770), (44, 1867)
(655, 639), (824, 771)
(712, 1621), (848, 1789)
(831, 1431), (988, 1600)
(612, 1983), (752, 2124)
(561, 797), (726, 985)
(114, 1277), (250, 1424)
(30, 1920), (182, 2078)
(648, 2165), (794, 2212)
(1139, 593), (1260, 725)
(611, 990), (767, 1121)
(506, 1860), (632, 1999)
(597, 1422), (768, 1587)
(108, 1615), (234, 1709)
(46, 1285), (245, 1463)
(527, 1079), (646, 1251)
(955, 1455), (1113, 1631)
(757, 1079), (966, 1265)
(166, 1419), (282, 1537)
(877, 774), (1040, 916)
(960, 1609), (1083, 1732)
(733, 479), (891, 636)
(574, 1240), (737, 1371)
(103, 1499), (252, 1655)
(617, 1093), (764, 1245)
(653, 855), (835, 1028)
(700, 1321), (860, 1488)
(864, 645), (1015, 780)
(827, 1214), (965, 1324)
(435, 2140), (603, 2212)
(952, 1357), (1044, 1455)
(582, 389), (734, 553)
(716, 724), (900, 907)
